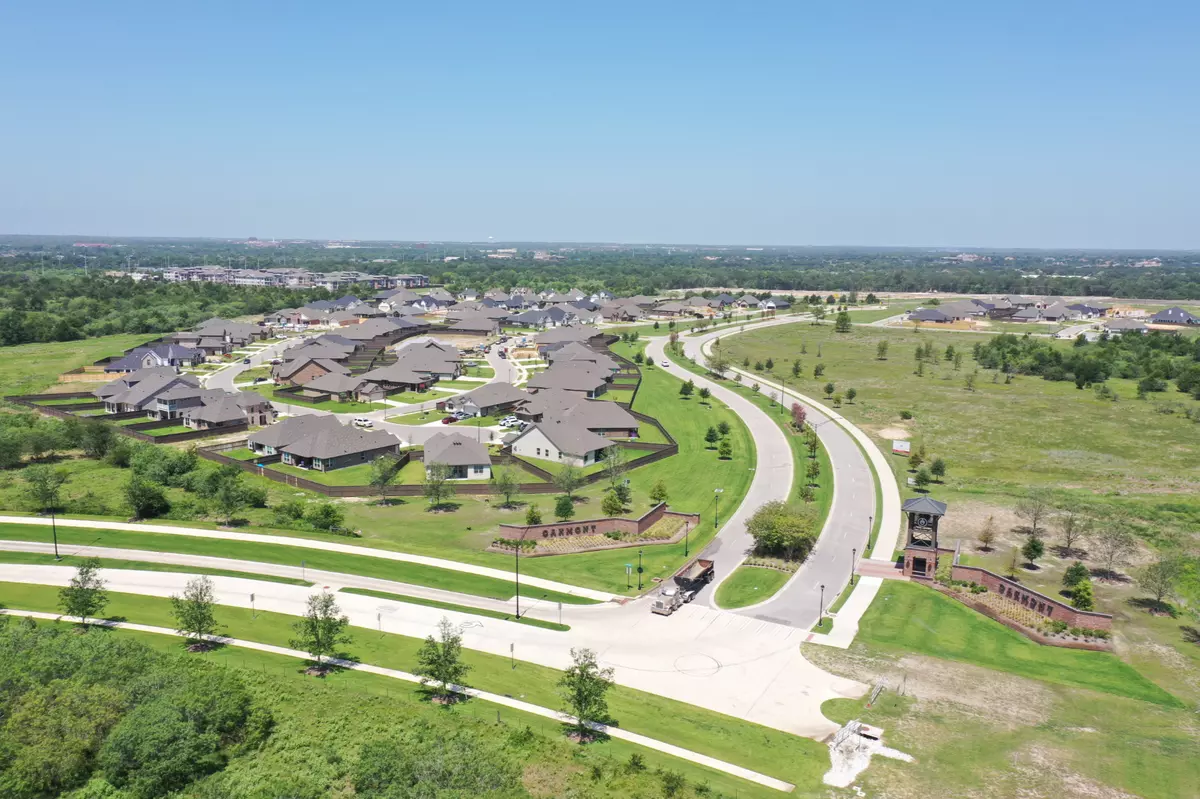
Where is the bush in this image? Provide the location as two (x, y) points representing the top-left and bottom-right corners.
(899, 410), (914, 420)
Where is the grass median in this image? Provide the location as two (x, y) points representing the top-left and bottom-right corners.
(0, 582), (828, 795)
(0, 549), (312, 586)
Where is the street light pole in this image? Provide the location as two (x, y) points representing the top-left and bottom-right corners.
(637, 548), (643, 591)
(51, 509), (59, 561)
(713, 488), (723, 532)
(819, 583), (825, 627)
(514, 537), (521, 618)
(852, 547), (857, 586)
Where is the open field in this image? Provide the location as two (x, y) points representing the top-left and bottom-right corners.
(807, 580), (1200, 799)
(339, 586), (570, 631)
(269, 461), (377, 486)
(0, 582), (828, 796)
(0, 333), (153, 397)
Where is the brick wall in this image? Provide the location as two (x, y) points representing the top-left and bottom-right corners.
(951, 565), (1113, 630)
(498, 502), (700, 542)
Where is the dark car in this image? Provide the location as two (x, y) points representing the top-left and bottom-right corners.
(242, 357), (251, 364)
(441, 416), (459, 424)
(498, 350), (507, 359)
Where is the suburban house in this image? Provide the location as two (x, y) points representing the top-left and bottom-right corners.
(1039, 302), (1078, 323)
(555, 398), (640, 438)
(1150, 307), (1200, 326)
(300, 372), (387, 403)
(652, 300), (690, 317)
(1010, 307), (1045, 322)
(600, 303), (644, 322)
(439, 382), (528, 417)
(276, 421), (401, 471)
(423, 432), (492, 480)
(94, 368), (201, 414)
(1067, 302), (1111, 318)
(386, 339), (463, 379)
(1003, 295), (1039, 308)
(908, 308), (954, 323)
(179, 390), (275, 431)
(272, 356), (350, 387)
(357, 362), (435, 393)
(104, 343), (205, 372)
(735, 294), (763, 310)
(192, 319), (267, 348)
(247, 414), (343, 456)
(525, 363), (610, 398)
(544, 342), (620, 373)
(509, 418), (614, 467)
(1105, 318), (1149, 335)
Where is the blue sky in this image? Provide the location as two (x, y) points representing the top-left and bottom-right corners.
(1, 1), (1196, 248)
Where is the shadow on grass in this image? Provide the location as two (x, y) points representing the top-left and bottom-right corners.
(1127, 597), (1178, 618)
(1089, 568), (1131, 584)
(1181, 626), (1200, 645)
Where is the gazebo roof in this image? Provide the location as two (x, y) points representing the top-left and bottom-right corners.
(901, 496), (947, 517)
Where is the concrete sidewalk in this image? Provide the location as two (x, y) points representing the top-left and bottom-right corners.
(0, 608), (795, 793)
(0, 515), (615, 602)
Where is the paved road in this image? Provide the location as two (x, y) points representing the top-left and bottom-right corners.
(0, 564), (864, 740)
(205, 336), (304, 392)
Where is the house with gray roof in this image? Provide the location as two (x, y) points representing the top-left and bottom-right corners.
(439, 382), (528, 417)
(94, 368), (201, 414)
(180, 390), (275, 430)
(1105, 318), (1149, 335)
(301, 372), (387, 403)
(908, 308), (953, 323)
(1150, 307), (1200, 326)
(274, 420), (401, 471)
(545, 342), (620, 373)
(423, 432), (491, 480)
(509, 418), (615, 467)
(525, 363), (610, 397)
(247, 414), (343, 456)
(105, 343), (205, 373)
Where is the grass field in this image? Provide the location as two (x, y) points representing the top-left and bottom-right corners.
(0, 333), (153, 397)
(0, 522), (596, 605)
(856, 581), (1179, 706)
(269, 461), (377, 486)
(32, 396), (98, 406)
(221, 447), (260, 460)
(143, 424), (194, 436)
(385, 388), (456, 404)
(0, 582), (828, 796)
(713, 566), (791, 609)
(339, 586), (569, 631)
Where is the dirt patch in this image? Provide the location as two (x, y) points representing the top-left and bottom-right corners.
(304, 666), (329, 677)
(874, 426), (911, 440)
(1010, 744), (1141, 799)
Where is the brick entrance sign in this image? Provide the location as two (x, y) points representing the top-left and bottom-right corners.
(498, 502), (698, 542)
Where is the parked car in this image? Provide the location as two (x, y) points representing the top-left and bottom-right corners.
(499, 416), (519, 427)
(441, 415), (459, 424)
(352, 417), (373, 429)
(270, 358), (282, 365)
(243, 357), (252, 364)
(661, 360), (670, 367)
(453, 411), (471, 420)
(498, 350), (507, 359)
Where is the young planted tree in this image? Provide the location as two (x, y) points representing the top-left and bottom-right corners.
(649, 480), (668, 504)
(601, 491), (624, 517)
(369, 453), (401, 503)
(553, 464), (584, 500)
(977, 515), (997, 551)
(1071, 578), (1095, 611)
(698, 386), (710, 401)
(1062, 560), (1091, 588)
(805, 430), (819, 458)
(954, 352), (964, 371)
(213, 476), (246, 525)
(791, 360), (802, 377)
(59, 557), (108, 627)
(834, 311), (852, 332)
(1055, 504), (1092, 556)
(1015, 488), (1052, 538)
(559, 648), (615, 741)
(706, 350), (729, 377)
(844, 387), (857, 404)
(806, 458), (821, 485)
(1021, 536), (1045, 568)
(717, 439), (732, 459)
(914, 467), (932, 491)
(907, 451), (924, 471)
(964, 371), (977, 391)
(790, 402), (807, 430)
(554, 494), (575, 521)
(764, 357), (775, 371)
(813, 363), (825, 378)
(704, 426), (720, 449)
(930, 457), (946, 482)
(876, 340), (889, 360)
(23, 464), (67, 514)
(823, 382), (835, 398)
(717, 420), (731, 436)
(1092, 527), (1137, 576)
(525, 503), (543, 525)
(422, 462), (457, 510)
(492, 467), (520, 508)
(170, 575), (220, 648)
(415, 617), (470, 702)
(290, 590), (352, 670)
(1136, 557), (1182, 609)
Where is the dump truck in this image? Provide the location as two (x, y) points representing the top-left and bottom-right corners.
(674, 558), (715, 601)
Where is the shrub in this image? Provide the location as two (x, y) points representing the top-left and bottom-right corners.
(899, 410), (913, 420)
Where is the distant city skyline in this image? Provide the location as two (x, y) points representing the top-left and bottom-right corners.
(1, 2), (1197, 249)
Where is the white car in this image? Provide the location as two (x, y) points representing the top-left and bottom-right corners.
(352, 417), (373, 428)
(499, 416), (519, 427)
(661, 360), (670, 367)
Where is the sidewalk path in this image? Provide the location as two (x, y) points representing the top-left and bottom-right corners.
(0, 565), (865, 740)
(0, 608), (794, 793)
(0, 515), (614, 602)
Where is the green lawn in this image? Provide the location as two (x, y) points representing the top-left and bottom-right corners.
(0, 583), (828, 796)
(339, 586), (569, 631)
(0, 523), (596, 606)
(221, 447), (261, 461)
(385, 409), (443, 425)
(386, 388), (455, 404)
(598, 388), (636, 404)
(845, 301), (923, 322)
(434, 378), (490, 389)
(33, 396), (99, 406)
(0, 550), (312, 586)
(0, 333), (153, 397)
(855, 581), (1180, 706)
(461, 363), (495, 378)
(254, 384), (390, 412)
(269, 461), (376, 486)
(143, 424), (194, 436)
(714, 566), (791, 609)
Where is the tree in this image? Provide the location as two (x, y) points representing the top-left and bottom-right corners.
(1062, 561), (1090, 588)
(791, 360), (801, 377)
(964, 372), (977, 391)
(908, 451), (923, 471)
(914, 467), (932, 491)
(1055, 504), (1092, 556)
(415, 617), (470, 701)
(369, 453), (401, 502)
(170, 576), (220, 647)
(811, 306), (826, 324)
(805, 430), (819, 458)
(764, 357), (775, 371)
(678, 379), (694, 398)
(876, 340), (889, 360)
(954, 352), (964, 371)
(124, 475), (169, 520)
(790, 402), (807, 430)
(806, 458), (821, 485)
(492, 467), (519, 508)
(834, 310), (852, 332)
(559, 648), (615, 740)
(1006, 547), (1019, 578)
(601, 491), (624, 517)
(306, 502), (344, 532)
(978, 515), (996, 550)
(717, 420), (731, 436)
(554, 494), (575, 520)
(649, 480), (668, 503)
(706, 350), (729, 377)
(24, 463), (67, 514)
(553, 463), (584, 499)
(1015, 488), (1052, 538)
(1136, 557), (1182, 607)
(290, 590), (351, 669)
(525, 503), (543, 525)
(1092, 527), (1137, 575)
(79, 421), (115, 459)
(698, 386), (710, 401)
(717, 439), (732, 459)
(1071, 578), (1095, 611)
(213, 477), (246, 525)
(59, 557), (108, 626)
(704, 426), (720, 448)
(1021, 537), (1045, 568)
(813, 363), (825, 377)
(422, 462), (457, 509)
(845, 387), (857, 404)
(746, 500), (817, 561)
(930, 457), (946, 482)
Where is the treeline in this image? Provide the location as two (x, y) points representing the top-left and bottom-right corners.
(973, 332), (1200, 396)
(0, 274), (336, 345)
(0, 620), (271, 798)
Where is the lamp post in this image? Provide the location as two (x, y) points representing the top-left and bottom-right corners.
(819, 583), (825, 628)
(851, 547), (857, 586)
(514, 536), (521, 618)
(713, 488), (724, 532)
(637, 548), (644, 591)
(51, 509), (60, 561)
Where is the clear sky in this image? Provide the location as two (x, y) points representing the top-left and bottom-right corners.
(1, 1), (1196, 248)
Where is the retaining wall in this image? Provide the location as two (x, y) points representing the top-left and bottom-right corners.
(950, 565), (1113, 630)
